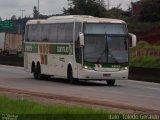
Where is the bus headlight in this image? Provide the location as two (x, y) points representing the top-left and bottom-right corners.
(120, 67), (128, 70)
(125, 67), (128, 70)
(83, 66), (94, 70)
(84, 66), (88, 69)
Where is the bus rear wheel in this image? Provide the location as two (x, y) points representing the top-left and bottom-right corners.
(43, 75), (51, 80)
(36, 63), (43, 80)
(36, 63), (45, 80)
(67, 67), (77, 84)
(33, 64), (50, 80)
(33, 67), (38, 79)
(106, 80), (115, 86)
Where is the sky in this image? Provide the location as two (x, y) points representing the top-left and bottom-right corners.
(0, 0), (139, 20)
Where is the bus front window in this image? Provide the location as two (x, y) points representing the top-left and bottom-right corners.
(84, 23), (128, 64)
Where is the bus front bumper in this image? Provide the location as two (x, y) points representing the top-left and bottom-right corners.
(77, 69), (128, 80)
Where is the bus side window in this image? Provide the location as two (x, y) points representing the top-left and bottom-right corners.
(41, 24), (48, 42)
(75, 22), (81, 42)
(65, 23), (74, 43)
(25, 25), (29, 42)
(49, 24), (58, 42)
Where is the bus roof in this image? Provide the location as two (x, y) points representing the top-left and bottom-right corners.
(26, 15), (126, 25)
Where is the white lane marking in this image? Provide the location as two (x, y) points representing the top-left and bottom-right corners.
(121, 80), (160, 91)
(139, 86), (160, 90)
(128, 80), (160, 85)
(123, 83), (160, 91)
(0, 65), (23, 68)
(0, 67), (17, 71)
(0, 67), (24, 73)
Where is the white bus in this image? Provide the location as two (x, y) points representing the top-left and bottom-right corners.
(24, 15), (136, 86)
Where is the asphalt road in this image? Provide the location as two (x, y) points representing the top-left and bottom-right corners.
(0, 65), (160, 113)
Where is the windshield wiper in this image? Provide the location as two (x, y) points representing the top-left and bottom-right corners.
(96, 35), (120, 64)
(96, 49), (106, 64)
(96, 35), (108, 64)
(108, 50), (120, 64)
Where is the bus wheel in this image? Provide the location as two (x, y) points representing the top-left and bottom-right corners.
(43, 75), (51, 80)
(106, 80), (115, 86)
(33, 66), (38, 79)
(67, 67), (77, 84)
(37, 63), (43, 80)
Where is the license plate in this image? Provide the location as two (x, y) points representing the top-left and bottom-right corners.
(103, 74), (111, 77)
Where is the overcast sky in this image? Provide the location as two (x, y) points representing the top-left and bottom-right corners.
(0, 0), (139, 20)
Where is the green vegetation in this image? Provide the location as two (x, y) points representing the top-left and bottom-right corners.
(128, 22), (160, 33)
(0, 96), (110, 114)
(0, 96), (112, 120)
(140, 0), (160, 22)
(1, 96), (152, 120)
(130, 56), (160, 68)
(63, 0), (160, 33)
(130, 41), (160, 68)
(132, 41), (151, 50)
(63, 0), (107, 17)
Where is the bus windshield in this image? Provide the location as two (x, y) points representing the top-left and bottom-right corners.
(84, 23), (128, 64)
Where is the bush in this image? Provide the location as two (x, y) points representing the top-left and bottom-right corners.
(130, 41), (160, 68)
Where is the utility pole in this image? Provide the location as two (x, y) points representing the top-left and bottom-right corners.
(38, 0), (39, 19)
(20, 9), (25, 19)
(107, 0), (110, 10)
(19, 9), (25, 33)
(19, 9), (25, 43)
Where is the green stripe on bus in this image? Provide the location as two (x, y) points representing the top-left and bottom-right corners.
(49, 44), (73, 55)
(83, 61), (128, 68)
(34, 44), (38, 53)
(24, 43), (73, 55)
(24, 44), (38, 53)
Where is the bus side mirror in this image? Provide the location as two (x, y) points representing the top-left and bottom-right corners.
(129, 33), (137, 48)
(79, 33), (84, 47)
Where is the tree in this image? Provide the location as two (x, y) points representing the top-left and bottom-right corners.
(107, 8), (125, 18)
(140, 0), (160, 22)
(0, 17), (2, 21)
(63, 0), (107, 17)
(11, 15), (17, 20)
(33, 6), (39, 19)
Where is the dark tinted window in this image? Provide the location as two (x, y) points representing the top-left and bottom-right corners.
(26, 23), (74, 43)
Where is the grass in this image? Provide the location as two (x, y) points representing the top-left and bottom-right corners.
(130, 41), (160, 68)
(0, 96), (153, 120)
(130, 56), (160, 68)
(0, 96), (112, 120)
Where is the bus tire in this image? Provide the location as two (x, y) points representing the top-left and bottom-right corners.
(33, 68), (38, 79)
(67, 67), (77, 84)
(106, 79), (115, 86)
(43, 75), (51, 80)
(37, 63), (43, 80)
(36, 63), (50, 80)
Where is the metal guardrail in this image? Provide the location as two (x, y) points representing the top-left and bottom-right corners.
(0, 55), (23, 67)
(129, 67), (160, 83)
